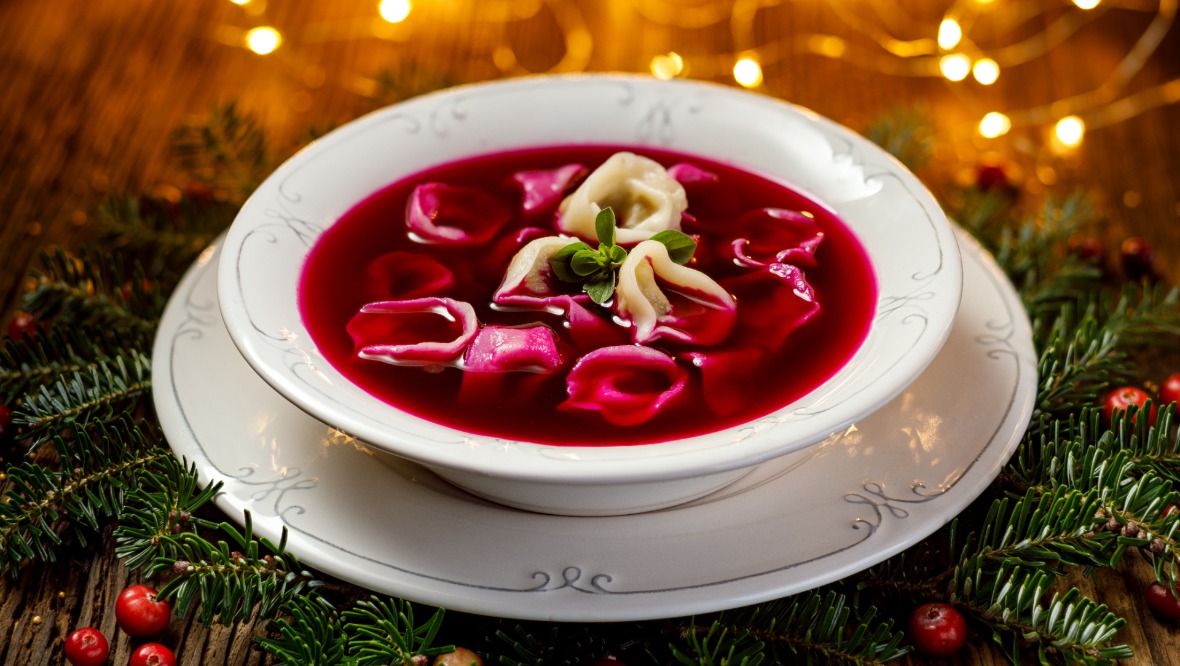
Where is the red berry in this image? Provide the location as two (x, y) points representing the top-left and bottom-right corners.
(129, 643), (176, 666)
(0, 403), (13, 440)
(6, 311), (38, 340)
(1101, 386), (1156, 426)
(1120, 237), (1156, 280)
(115, 584), (171, 637)
(908, 602), (967, 657)
(1146, 582), (1180, 622)
(64, 627), (109, 666)
(1160, 373), (1180, 408)
(1067, 235), (1105, 265)
(974, 162), (1010, 192)
(590, 657), (626, 666)
(434, 647), (484, 666)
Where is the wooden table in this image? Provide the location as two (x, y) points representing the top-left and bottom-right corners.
(1, 1), (1177, 664)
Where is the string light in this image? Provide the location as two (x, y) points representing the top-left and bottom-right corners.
(937, 19), (963, 50)
(650, 52), (684, 80)
(939, 54), (972, 81)
(214, 0), (1177, 159)
(972, 58), (1000, 85)
(733, 56), (763, 88)
(1054, 115), (1086, 147)
(245, 26), (282, 55)
(979, 112), (1012, 138)
(379, 0), (412, 24)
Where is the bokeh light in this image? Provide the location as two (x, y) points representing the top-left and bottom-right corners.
(245, 26), (282, 55)
(379, 0), (412, 24)
(939, 53), (971, 81)
(937, 19), (962, 50)
(979, 112), (1012, 138)
(972, 58), (1000, 85)
(733, 57), (763, 88)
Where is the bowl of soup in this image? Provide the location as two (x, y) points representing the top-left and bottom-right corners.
(217, 75), (962, 516)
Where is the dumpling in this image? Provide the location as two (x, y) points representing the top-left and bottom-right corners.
(615, 240), (736, 346)
(492, 236), (575, 309)
(556, 152), (687, 244)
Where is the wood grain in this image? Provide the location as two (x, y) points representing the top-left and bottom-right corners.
(1, 1), (1177, 664)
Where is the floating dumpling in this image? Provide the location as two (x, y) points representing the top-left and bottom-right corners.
(557, 152), (687, 244)
(492, 236), (574, 309)
(463, 325), (563, 374)
(405, 182), (512, 246)
(560, 345), (688, 426)
(511, 163), (587, 217)
(615, 240), (736, 346)
(347, 297), (478, 369)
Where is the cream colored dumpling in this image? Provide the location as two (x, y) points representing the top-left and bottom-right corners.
(557, 152), (687, 244)
(615, 240), (737, 346)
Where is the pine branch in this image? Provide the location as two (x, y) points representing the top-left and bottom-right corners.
(0, 328), (143, 406)
(21, 247), (164, 344)
(863, 107), (935, 172)
(113, 455), (222, 571)
(342, 596), (452, 665)
(487, 622), (611, 666)
(14, 348), (152, 440)
(171, 103), (271, 205)
(1028, 285), (1180, 434)
(952, 559), (1132, 664)
(672, 591), (909, 666)
(152, 513), (324, 626)
(93, 192), (234, 281)
(257, 595), (353, 666)
(0, 422), (170, 575)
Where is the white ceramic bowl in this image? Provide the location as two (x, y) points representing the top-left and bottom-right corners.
(217, 75), (962, 516)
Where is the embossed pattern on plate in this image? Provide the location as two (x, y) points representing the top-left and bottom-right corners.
(154, 229), (1033, 621)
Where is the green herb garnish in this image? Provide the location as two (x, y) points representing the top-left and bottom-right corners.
(548, 207), (698, 305)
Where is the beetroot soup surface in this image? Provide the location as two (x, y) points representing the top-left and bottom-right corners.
(299, 145), (877, 446)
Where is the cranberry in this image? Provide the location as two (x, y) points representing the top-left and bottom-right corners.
(115, 584), (171, 637)
(64, 627), (109, 666)
(0, 402), (13, 440)
(1146, 582), (1180, 622)
(974, 162), (1010, 192)
(1120, 237), (1156, 280)
(434, 647), (484, 666)
(589, 657), (626, 666)
(129, 643), (176, 666)
(6, 311), (38, 340)
(908, 602), (967, 657)
(1160, 373), (1180, 409)
(1101, 386), (1156, 426)
(1067, 235), (1105, 265)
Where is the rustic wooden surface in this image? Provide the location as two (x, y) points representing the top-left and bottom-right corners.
(0, 1), (1178, 664)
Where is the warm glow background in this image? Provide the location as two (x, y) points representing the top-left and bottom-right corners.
(1, 0), (1176, 295)
(0, 3), (1177, 662)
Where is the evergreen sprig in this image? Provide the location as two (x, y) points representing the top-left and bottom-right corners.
(152, 512), (324, 626)
(257, 595), (352, 666)
(489, 622), (612, 666)
(343, 596), (452, 665)
(14, 348), (152, 440)
(0, 421), (171, 576)
(171, 102), (271, 205)
(952, 558), (1132, 664)
(21, 247), (164, 346)
(113, 455), (223, 571)
(671, 591), (909, 666)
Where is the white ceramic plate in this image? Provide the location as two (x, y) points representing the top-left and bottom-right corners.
(216, 76), (963, 500)
(154, 228), (1032, 621)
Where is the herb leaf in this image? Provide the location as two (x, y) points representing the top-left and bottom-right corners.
(650, 230), (697, 265)
(584, 271), (616, 305)
(549, 242), (593, 283)
(571, 249), (605, 277)
(546, 206), (630, 305)
(595, 207), (617, 246)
